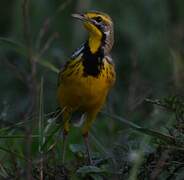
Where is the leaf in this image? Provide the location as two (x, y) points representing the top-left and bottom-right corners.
(0, 164), (8, 178)
(90, 174), (104, 180)
(76, 165), (105, 175)
(47, 141), (57, 152)
(69, 144), (85, 154)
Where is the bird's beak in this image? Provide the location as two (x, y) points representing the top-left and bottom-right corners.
(71, 13), (84, 20)
(71, 13), (90, 23)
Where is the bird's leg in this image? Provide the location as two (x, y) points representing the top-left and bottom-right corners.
(62, 129), (68, 164)
(83, 133), (92, 164)
(82, 112), (97, 165)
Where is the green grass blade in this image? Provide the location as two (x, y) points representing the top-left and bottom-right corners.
(41, 124), (62, 151)
(0, 37), (59, 74)
(39, 77), (44, 153)
(101, 112), (176, 145)
(0, 135), (39, 139)
(0, 146), (29, 162)
(0, 37), (26, 56)
(38, 59), (59, 74)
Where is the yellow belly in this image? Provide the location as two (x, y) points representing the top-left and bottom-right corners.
(58, 76), (107, 112)
(57, 58), (115, 113)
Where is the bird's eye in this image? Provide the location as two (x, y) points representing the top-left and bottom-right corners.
(94, 16), (103, 23)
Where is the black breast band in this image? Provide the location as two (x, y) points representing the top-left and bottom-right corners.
(82, 42), (104, 77)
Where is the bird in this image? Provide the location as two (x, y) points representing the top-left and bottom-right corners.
(57, 11), (116, 164)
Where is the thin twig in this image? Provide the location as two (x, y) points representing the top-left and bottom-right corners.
(39, 32), (59, 57)
(22, 0), (35, 179)
(36, 0), (72, 50)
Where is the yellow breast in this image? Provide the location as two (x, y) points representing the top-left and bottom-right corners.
(57, 57), (115, 112)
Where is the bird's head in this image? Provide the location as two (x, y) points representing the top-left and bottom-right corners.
(72, 11), (114, 54)
(72, 11), (113, 37)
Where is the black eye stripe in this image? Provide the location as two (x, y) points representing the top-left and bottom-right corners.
(93, 16), (103, 23)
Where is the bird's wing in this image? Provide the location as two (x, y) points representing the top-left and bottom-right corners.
(57, 44), (85, 87)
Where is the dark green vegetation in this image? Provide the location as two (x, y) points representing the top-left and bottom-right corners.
(0, 0), (184, 179)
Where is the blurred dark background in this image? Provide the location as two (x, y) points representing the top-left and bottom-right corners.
(0, 0), (184, 179)
(1, 0), (184, 126)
